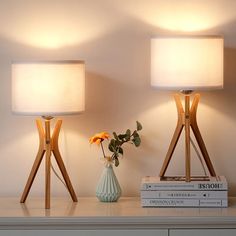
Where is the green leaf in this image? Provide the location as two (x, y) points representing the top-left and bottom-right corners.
(110, 138), (120, 146)
(108, 139), (116, 152)
(133, 136), (141, 147)
(118, 134), (127, 140)
(118, 147), (123, 155)
(111, 139), (116, 146)
(116, 139), (122, 146)
(136, 121), (142, 131)
(125, 136), (130, 142)
(108, 143), (114, 152)
(113, 152), (118, 158)
(114, 158), (119, 167)
(124, 129), (131, 141)
(133, 130), (139, 138)
(113, 132), (119, 140)
(126, 129), (131, 137)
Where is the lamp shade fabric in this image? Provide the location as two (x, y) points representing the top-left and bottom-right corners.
(151, 37), (224, 90)
(12, 61), (85, 115)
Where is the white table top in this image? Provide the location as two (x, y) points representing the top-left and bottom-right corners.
(0, 197), (235, 229)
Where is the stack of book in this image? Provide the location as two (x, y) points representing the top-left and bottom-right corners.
(140, 176), (228, 207)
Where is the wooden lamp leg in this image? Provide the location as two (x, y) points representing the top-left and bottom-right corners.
(51, 120), (78, 202)
(159, 93), (217, 181)
(190, 94), (216, 177)
(159, 94), (184, 178)
(20, 119), (45, 203)
(20, 117), (78, 209)
(184, 95), (191, 182)
(45, 119), (51, 209)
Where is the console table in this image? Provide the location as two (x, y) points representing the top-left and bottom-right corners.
(0, 197), (236, 236)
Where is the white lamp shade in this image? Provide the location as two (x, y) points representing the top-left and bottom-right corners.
(151, 37), (224, 90)
(12, 61), (85, 116)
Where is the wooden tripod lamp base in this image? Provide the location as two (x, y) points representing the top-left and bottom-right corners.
(20, 116), (78, 209)
(159, 92), (217, 182)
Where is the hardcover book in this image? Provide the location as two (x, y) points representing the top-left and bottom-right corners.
(141, 190), (228, 199)
(141, 198), (228, 207)
(140, 176), (227, 191)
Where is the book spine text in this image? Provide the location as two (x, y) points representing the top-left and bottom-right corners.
(141, 198), (228, 207)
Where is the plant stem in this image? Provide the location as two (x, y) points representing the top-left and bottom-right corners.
(100, 142), (106, 158)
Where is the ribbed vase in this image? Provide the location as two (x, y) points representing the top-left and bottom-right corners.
(96, 165), (122, 202)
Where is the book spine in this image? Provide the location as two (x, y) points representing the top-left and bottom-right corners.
(141, 198), (228, 207)
(141, 181), (227, 191)
(141, 190), (228, 199)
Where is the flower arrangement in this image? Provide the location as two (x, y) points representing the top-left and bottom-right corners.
(89, 121), (142, 167)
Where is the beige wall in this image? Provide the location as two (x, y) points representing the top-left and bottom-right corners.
(0, 0), (236, 198)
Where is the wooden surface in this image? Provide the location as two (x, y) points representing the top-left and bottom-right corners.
(0, 197), (236, 230)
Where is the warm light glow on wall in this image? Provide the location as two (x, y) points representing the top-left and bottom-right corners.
(0, 1), (119, 49)
(120, 0), (236, 31)
(151, 11), (212, 32)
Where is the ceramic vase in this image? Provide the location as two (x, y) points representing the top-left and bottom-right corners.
(96, 164), (122, 202)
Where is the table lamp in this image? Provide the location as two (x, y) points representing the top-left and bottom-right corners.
(12, 61), (85, 208)
(151, 36), (223, 182)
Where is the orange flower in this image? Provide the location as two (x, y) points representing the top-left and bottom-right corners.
(89, 132), (109, 144)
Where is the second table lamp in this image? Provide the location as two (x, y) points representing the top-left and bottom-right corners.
(151, 36), (224, 182)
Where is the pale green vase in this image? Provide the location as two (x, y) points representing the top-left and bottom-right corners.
(96, 165), (122, 202)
